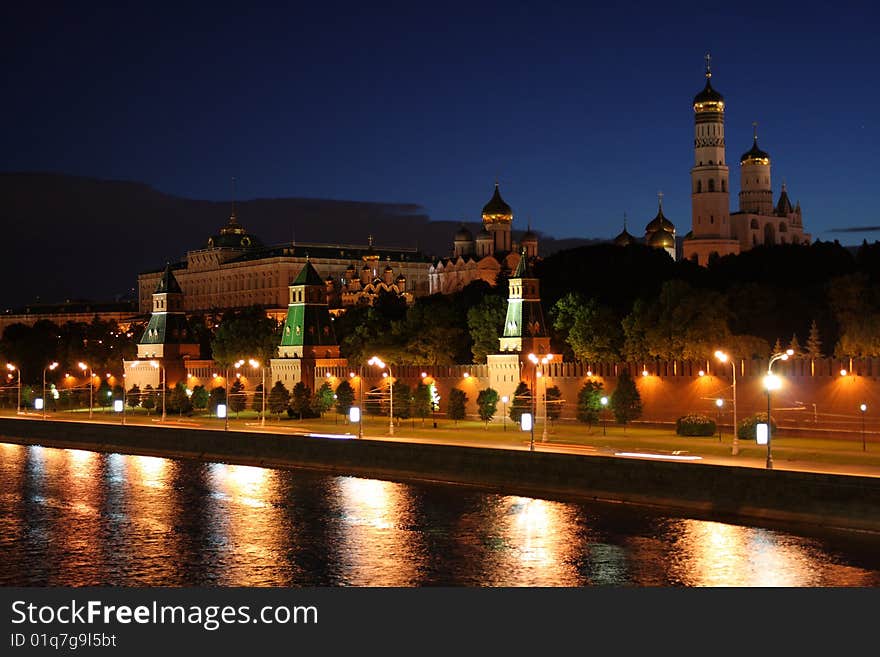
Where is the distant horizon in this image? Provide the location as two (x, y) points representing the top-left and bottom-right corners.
(3, 169), (875, 248)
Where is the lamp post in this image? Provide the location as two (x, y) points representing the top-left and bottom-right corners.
(714, 350), (738, 455)
(42, 362), (59, 419)
(248, 358), (266, 428)
(715, 398), (723, 442)
(600, 396), (608, 436)
(528, 353), (553, 444)
(860, 403), (867, 452)
(7, 363), (21, 415)
(149, 360), (166, 423)
(764, 349), (794, 470)
(368, 356), (393, 435)
(501, 395), (509, 431)
(77, 362), (93, 419)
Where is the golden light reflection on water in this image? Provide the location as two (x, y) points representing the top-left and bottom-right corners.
(663, 518), (878, 586)
(496, 496), (581, 586)
(334, 476), (424, 585)
(129, 455), (168, 489)
(206, 463), (286, 585)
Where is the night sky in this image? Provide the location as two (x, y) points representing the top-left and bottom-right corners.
(5, 2), (879, 245)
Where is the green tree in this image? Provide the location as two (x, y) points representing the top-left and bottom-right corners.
(311, 381), (335, 418)
(169, 381), (193, 415)
(545, 385), (563, 422)
(334, 380), (356, 416)
(97, 379), (113, 408)
(191, 384), (209, 411)
(142, 384), (156, 413)
(509, 381), (531, 424)
(268, 381), (290, 419)
(476, 387), (499, 428)
(251, 383), (264, 415)
(467, 296), (506, 363)
(210, 305), (280, 367)
(552, 293), (622, 362)
(208, 386), (226, 415)
(611, 369), (642, 426)
(112, 384), (125, 402)
(392, 381), (412, 421)
(576, 380), (605, 428)
(448, 388), (467, 424)
(413, 382), (432, 425)
(291, 382), (312, 419)
(229, 379), (247, 416)
(806, 319), (823, 359)
(622, 280), (731, 362)
(127, 384), (141, 409)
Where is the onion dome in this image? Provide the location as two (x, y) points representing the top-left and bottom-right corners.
(476, 227), (492, 241)
(693, 79), (724, 106)
(740, 130), (770, 165)
(384, 264), (393, 273)
(648, 230), (675, 249)
(693, 54), (724, 111)
(454, 224), (473, 241)
(645, 199), (675, 235)
(396, 273), (406, 282)
(613, 228), (635, 247)
(521, 227), (538, 243)
(481, 182), (513, 223)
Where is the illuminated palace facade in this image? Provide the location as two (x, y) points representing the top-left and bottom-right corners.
(428, 183), (539, 294)
(682, 56), (810, 265)
(137, 210), (432, 317)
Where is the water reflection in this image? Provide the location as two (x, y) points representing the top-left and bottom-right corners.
(1, 442), (880, 586)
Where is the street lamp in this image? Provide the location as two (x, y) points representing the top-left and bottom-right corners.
(714, 350), (739, 455)
(528, 353), (553, 443)
(715, 398), (724, 442)
(247, 358), (266, 428)
(77, 362), (93, 419)
(600, 396), (608, 436)
(860, 403), (868, 452)
(42, 362), (59, 419)
(763, 349), (792, 470)
(149, 360), (166, 422)
(501, 395), (509, 431)
(7, 363), (21, 415)
(368, 356), (393, 435)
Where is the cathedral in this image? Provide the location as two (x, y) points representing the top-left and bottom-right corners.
(682, 56), (810, 264)
(428, 183), (539, 294)
(615, 56), (810, 264)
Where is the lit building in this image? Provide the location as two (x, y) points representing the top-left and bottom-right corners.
(428, 182), (538, 294)
(683, 55), (810, 265)
(138, 210), (431, 315)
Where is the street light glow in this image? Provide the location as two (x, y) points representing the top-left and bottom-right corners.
(763, 374), (782, 391)
(714, 350), (728, 362)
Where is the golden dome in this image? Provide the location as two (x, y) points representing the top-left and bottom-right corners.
(481, 182), (513, 224)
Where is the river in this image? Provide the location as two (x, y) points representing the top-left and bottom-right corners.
(1, 442), (879, 586)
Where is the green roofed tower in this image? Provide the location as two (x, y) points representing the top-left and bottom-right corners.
(498, 249), (549, 355)
(137, 264), (199, 360)
(278, 259), (341, 359)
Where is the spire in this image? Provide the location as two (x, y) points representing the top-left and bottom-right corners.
(753, 121), (758, 143)
(657, 191), (664, 211)
(230, 176), (236, 221)
(705, 52), (712, 79)
(623, 211), (628, 231)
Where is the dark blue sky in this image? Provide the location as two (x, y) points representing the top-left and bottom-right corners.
(5, 2), (879, 244)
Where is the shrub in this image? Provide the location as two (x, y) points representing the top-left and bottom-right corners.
(676, 414), (717, 437)
(737, 413), (777, 440)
